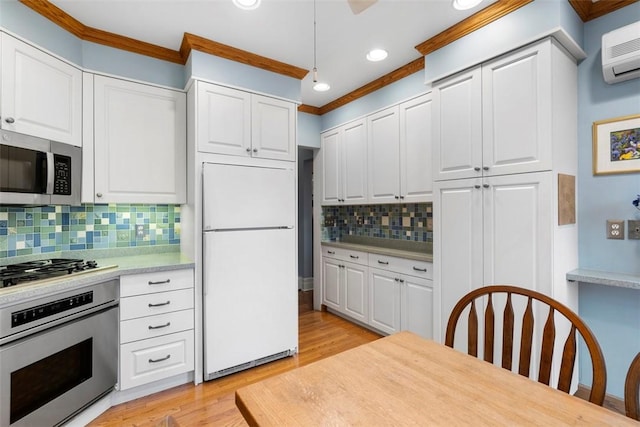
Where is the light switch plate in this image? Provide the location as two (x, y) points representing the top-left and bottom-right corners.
(607, 220), (624, 239)
(628, 220), (640, 240)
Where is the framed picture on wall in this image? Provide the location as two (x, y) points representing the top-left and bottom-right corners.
(592, 113), (640, 175)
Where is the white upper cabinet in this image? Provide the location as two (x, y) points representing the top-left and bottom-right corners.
(432, 66), (482, 181)
(433, 39), (554, 181)
(197, 83), (251, 156)
(321, 128), (342, 205)
(89, 75), (186, 204)
(367, 106), (400, 203)
(197, 81), (296, 161)
(482, 41), (552, 177)
(1, 33), (82, 146)
(252, 94), (296, 161)
(321, 119), (367, 206)
(368, 94), (433, 204)
(400, 93), (433, 203)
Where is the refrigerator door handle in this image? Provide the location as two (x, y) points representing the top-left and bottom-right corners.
(204, 226), (293, 232)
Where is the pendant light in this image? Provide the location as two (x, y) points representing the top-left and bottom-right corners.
(312, 0), (330, 92)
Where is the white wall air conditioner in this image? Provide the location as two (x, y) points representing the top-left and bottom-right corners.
(602, 20), (640, 84)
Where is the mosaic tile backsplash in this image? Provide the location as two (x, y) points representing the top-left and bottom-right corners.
(322, 203), (432, 242)
(0, 204), (180, 259)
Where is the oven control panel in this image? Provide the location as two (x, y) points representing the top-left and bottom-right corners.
(11, 291), (93, 328)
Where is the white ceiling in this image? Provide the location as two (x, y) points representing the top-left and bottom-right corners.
(49, 0), (497, 107)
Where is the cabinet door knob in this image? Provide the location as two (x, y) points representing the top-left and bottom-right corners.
(399, 195), (405, 200)
(246, 148), (251, 153)
(253, 148), (258, 153)
(96, 193), (103, 198)
(474, 167), (481, 171)
(474, 185), (481, 189)
(483, 183), (490, 188)
(394, 195), (400, 199)
(4, 117), (15, 124)
(483, 166), (489, 171)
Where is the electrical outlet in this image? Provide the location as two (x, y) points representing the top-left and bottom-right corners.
(606, 220), (625, 239)
(135, 224), (149, 240)
(628, 220), (640, 240)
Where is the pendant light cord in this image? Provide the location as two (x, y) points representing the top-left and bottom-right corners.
(313, 0), (318, 82)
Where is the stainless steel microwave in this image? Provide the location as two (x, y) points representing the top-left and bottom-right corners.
(0, 130), (81, 205)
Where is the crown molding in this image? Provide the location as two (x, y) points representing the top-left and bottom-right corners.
(19, 0), (307, 78)
(298, 105), (322, 115)
(568, 0), (638, 22)
(415, 0), (533, 56)
(180, 33), (308, 80)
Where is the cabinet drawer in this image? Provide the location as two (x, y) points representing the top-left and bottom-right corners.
(119, 330), (194, 390)
(369, 254), (432, 279)
(120, 309), (194, 344)
(120, 288), (194, 320)
(120, 269), (194, 297)
(322, 246), (368, 265)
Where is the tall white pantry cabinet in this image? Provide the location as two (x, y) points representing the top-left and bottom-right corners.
(432, 38), (579, 350)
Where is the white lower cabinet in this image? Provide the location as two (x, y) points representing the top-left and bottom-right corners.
(322, 245), (437, 339)
(321, 247), (368, 324)
(369, 255), (438, 339)
(119, 269), (195, 391)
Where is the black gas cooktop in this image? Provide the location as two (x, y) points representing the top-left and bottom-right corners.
(0, 259), (101, 288)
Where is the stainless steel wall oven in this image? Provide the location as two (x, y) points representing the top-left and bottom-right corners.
(0, 280), (118, 426)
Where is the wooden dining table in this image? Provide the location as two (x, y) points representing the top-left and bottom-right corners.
(235, 331), (637, 426)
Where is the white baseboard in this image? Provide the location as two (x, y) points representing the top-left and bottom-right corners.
(298, 276), (314, 291)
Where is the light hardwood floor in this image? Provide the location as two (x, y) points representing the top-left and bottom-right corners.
(89, 296), (381, 426)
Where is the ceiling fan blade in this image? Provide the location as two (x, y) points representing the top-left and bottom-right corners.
(347, 0), (378, 15)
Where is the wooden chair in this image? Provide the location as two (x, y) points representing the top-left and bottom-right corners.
(625, 352), (640, 420)
(445, 285), (607, 406)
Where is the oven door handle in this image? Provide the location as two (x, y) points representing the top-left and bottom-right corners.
(46, 152), (54, 195)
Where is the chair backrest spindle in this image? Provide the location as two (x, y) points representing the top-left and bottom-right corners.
(445, 285), (607, 406)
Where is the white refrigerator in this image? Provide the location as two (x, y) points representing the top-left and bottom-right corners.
(202, 162), (298, 380)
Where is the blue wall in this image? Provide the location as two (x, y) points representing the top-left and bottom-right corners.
(576, 3), (640, 398)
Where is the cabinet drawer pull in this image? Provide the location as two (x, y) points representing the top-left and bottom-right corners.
(350, 255), (359, 259)
(148, 279), (171, 285)
(377, 260), (389, 265)
(149, 354), (171, 363)
(148, 322), (171, 330)
(4, 117), (15, 124)
(148, 301), (171, 307)
(413, 267), (427, 272)
(327, 250), (335, 254)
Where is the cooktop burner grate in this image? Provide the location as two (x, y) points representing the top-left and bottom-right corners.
(0, 259), (102, 288)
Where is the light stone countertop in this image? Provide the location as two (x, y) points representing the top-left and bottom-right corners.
(0, 251), (194, 307)
(322, 238), (432, 263)
(566, 268), (640, 291)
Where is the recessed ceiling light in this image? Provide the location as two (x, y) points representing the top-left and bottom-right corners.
(452, 0), (483, 10)
(366, 49), (388, 62)
(233, 0), (261, 10)
(313, 82), (331, 92)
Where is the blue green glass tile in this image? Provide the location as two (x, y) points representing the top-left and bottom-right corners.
(0, 204), (181, 261)
(322, 202), (432, 243)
